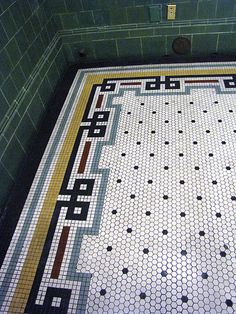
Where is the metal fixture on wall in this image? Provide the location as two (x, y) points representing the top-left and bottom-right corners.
(172, 37), (191, 55)
(167, 4), (176, 20)
(78, 48), (87, 57)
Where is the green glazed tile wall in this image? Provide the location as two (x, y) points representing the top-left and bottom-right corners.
(50, 0), (236, 64)
(49, 0), (236, 28)
(0, 0), (67, 209)
(1, 0), (236, 210)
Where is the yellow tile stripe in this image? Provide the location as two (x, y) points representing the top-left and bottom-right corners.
(9, 67), (236, 313)
(9, 78), (92, 313)
(87, 68), (236, 84)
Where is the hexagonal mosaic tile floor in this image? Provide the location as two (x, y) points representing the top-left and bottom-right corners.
(0, 63), (236, 313)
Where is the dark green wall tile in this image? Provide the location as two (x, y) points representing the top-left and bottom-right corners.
(216, 0), (236, 18)
(31, 14), (42, 35)
(37, 6), (48, 27)
(15, 113), (36, 151)
(0, 9), (17, 39)
(30, 74), (46, 99)
(53, 14), (63, 29)
(19, 0), (32, 20)
(1, 135), (26, 180)
(63, 44), (74, 63)
(5, 38), (22, 68)
(94, 40), (118, 60)
(27, 42), (41, 66)
(109, 8), (128, 25)
(11, 2), (26, 29)
(103, 30), (129, 39)
(127, 6), (149, 24)
(54, 49), (67, 74)
(205, 24), (232, 33)
(129, 28), (154, 37)
(218, 32), (236, 54)
(39, 31), (49, 51)
(1, 76), (18, 105)
(192, 34), (217, 55)
(117, 38), (142, 58)
(37, 33), (49, 54)
(176, 2), (198, 20)
(46, 63), (60, 90)
(62, 33), (82, 43)
(17, 91), (33, 117)
(142, 36), (166, 58)
(46, 19), (57, 40)
(0, 0), (59, 207)
(38, 76), (53, 104)
(24, 20), (36, 43)
(19, 53), (34, 78)
(93, 10), (110, 26)
(15, 29), (29, 55)
(135, 0), (153, 4)
(81, 32), (104, 41)
(81, 0), (100, 10)
(155, 26), (179, 36)
(0, 0), (15, 12)
(117, 0), (135, 7)
(0, 136), (8, 157)
(78, 11), (94, 27)
(0, 90), (9, 121)
(0, 49), (13, 78)
(27, 93), (45, 129)
(46, 0), (67, 14)
(0, 21), (8, 47)
(61, 13), (79, 29)
(99, 0), (117, 9)
(28, 0), (40, 13)
(198, 0), (216, 19)
(39, 58), (51, 80)
(66, 1), (83, 12)
(11, 65), (26, 91)
(180, 25), (206, 35)
(0, 162), (14, 208)
(3, 112), (21, 142)
(232, 23), (236, 31)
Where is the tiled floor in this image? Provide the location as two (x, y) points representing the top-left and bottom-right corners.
(0, 63), (236, 313)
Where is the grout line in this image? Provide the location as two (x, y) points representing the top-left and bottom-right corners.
(115, 39), (119, 58)
(0, 43), (62, 153)
(190, 34), (193, 54)
(215, 0), (218, 18)
(216, 33), (220, 53)
(15, 133), (26, 155)
(140, 37), (143, 58)
(91, 10), (96, 25)
(0, 1), (17, 17)
(0, 160), (15, 181)
(0, 0), (49, 50)
(165, 35), (167, 55)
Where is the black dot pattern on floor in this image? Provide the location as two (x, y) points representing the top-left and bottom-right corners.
(76, 86), (236, 313)
(2, 65), (236, 314)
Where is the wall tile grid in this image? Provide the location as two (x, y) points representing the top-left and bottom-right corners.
(52, 0), (236, 64)
(1, 0), (236, 209)
(0, 0), (67, 209)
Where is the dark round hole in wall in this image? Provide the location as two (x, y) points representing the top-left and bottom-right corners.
(78, 48), (87, 57)
(172, 37), (191, 55)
